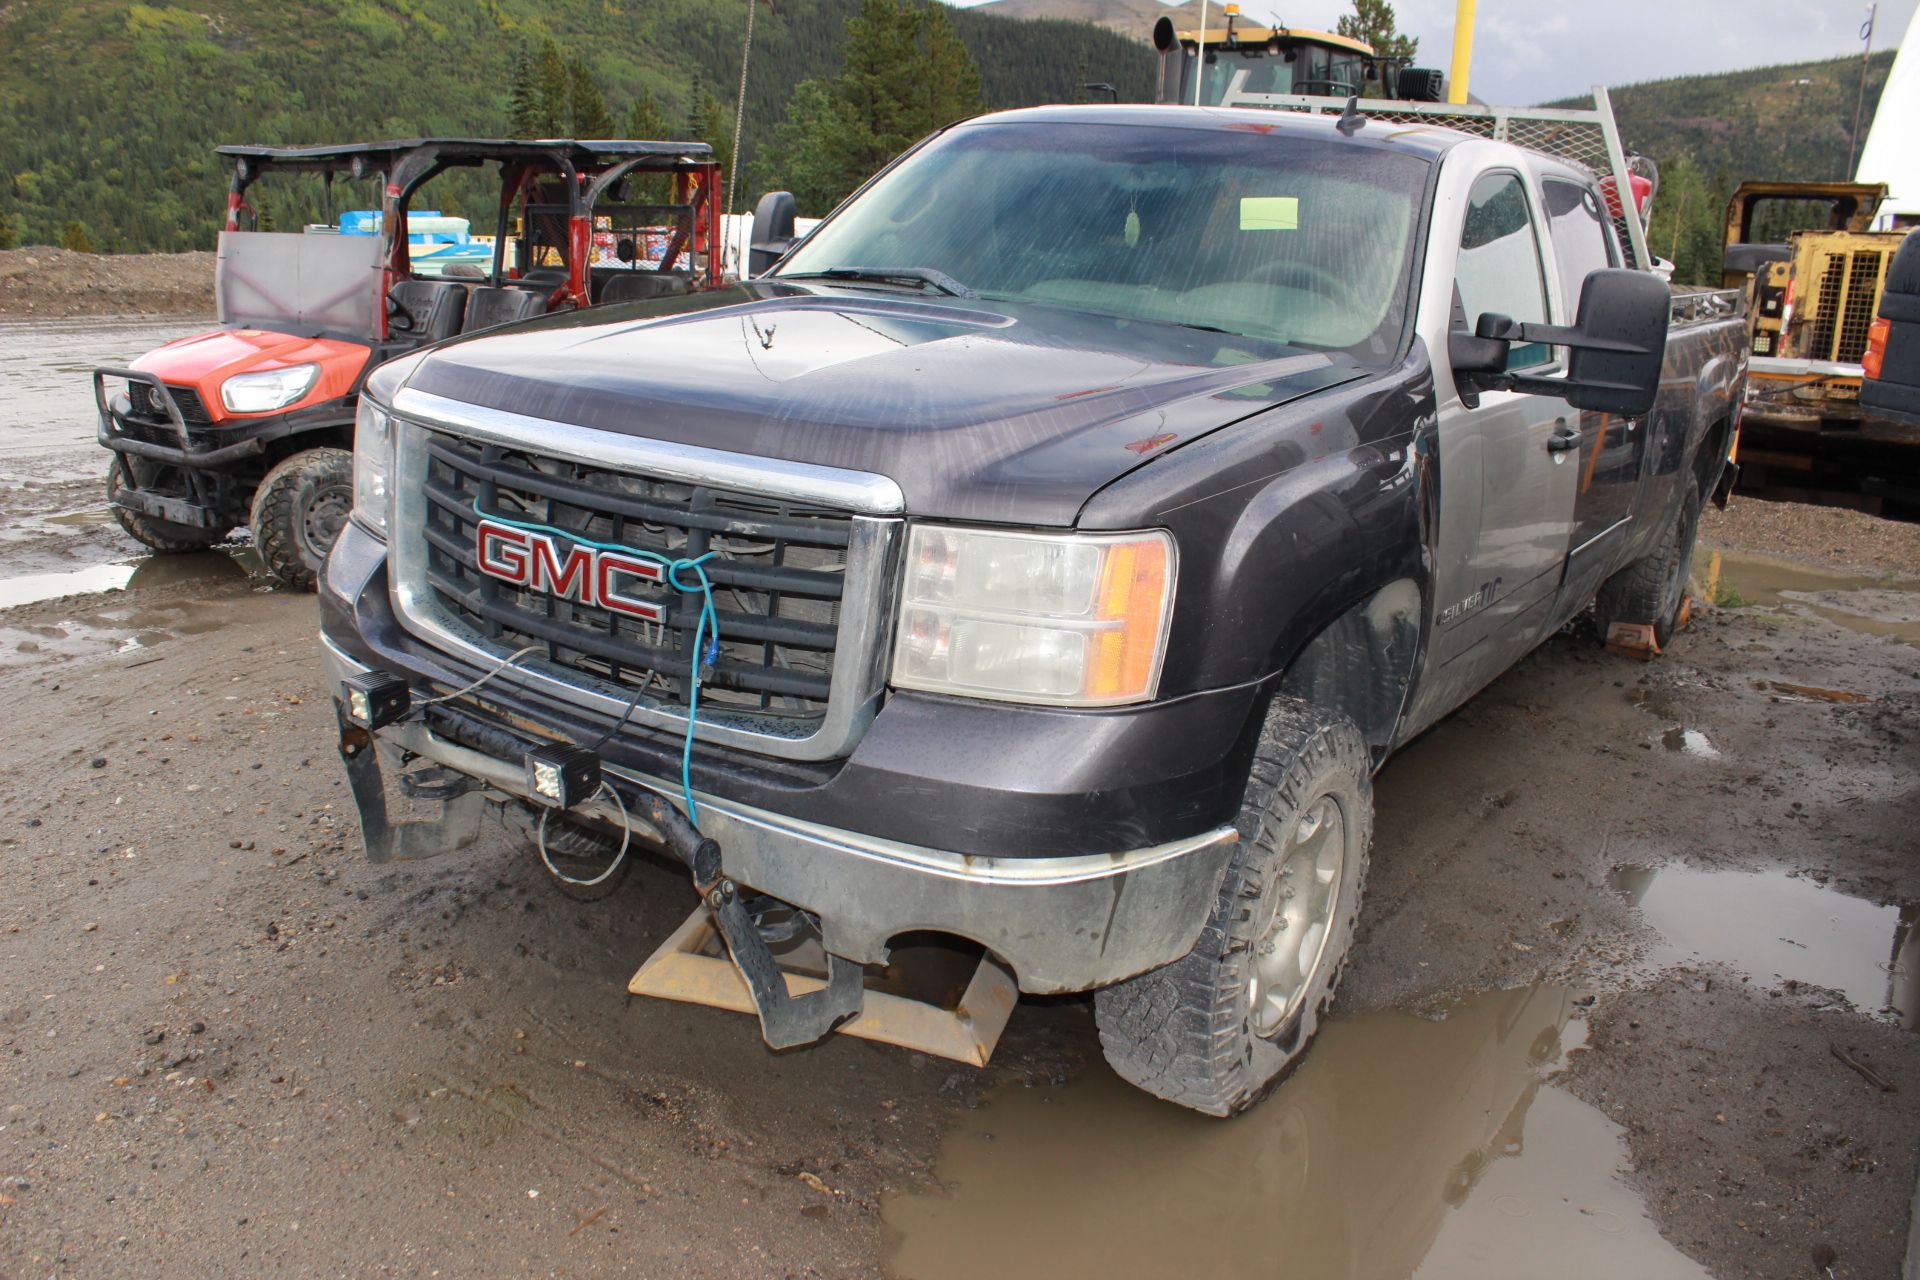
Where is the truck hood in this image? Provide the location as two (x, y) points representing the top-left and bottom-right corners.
(405, 283), (1364, 524)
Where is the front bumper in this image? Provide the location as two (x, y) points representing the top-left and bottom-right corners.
(322, 635), (1237, 993)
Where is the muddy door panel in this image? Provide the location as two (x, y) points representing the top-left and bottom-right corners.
(1560, 407), (1645, 599)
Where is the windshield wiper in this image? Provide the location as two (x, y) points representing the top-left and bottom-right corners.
(780, 267), (977, 298)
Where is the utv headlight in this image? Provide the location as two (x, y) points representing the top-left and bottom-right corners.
(351, 398), (392, 538)
(891, 526), (1175, 707)
(219, 363), (319, 413)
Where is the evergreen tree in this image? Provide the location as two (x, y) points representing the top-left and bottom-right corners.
(921, 3), (985, 129)
(626, 88), (675, 203)
(533, 39), (571, 136)
(1336, 0), (1418, 62)
(0, 215), (16, 252)
(61, 220), (95, 253)
(762, 0), (987, 214)
(507, 42), (542, 137)
(568, 56), (615, 136)
(690, 87), (737, 211)
(627, 87), (670, 141)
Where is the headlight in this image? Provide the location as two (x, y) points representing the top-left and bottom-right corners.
(219, 363), (320, 413)
(351, 398), (392, 538)
(892, 526), (1175, 706)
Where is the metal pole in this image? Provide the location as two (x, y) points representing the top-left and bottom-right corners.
(729, 0), (755, 215)
(1447, 0), (1477, 105)
(1195, 1), (1208, 106)
(1849, 2), (1878, 178)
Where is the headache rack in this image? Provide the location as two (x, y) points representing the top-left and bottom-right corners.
(1215, 85), (1655, 273)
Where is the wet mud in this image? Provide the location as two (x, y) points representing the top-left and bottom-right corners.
(0, 317), (215, 578)
(886, 988), (1709, 1280)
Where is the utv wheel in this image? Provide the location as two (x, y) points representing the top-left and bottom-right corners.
(1594, 476), (1702, 651)
(250, 447), (354, 592)
(1094, 697), (1372, 1117)
(106, 457), (225, 553)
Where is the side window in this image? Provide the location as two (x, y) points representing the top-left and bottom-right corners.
(1456, 171), (1552, 370)
(1542, 178), (1619, 320)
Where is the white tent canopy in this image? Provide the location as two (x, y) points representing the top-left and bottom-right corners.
(1856, 6), (1920, 227)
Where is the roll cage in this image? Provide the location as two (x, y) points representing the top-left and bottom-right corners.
(217, 137), (722, 339)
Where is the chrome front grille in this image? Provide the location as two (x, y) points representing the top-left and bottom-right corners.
(386, 388), (904, 762)
(421, 430), (849, 719)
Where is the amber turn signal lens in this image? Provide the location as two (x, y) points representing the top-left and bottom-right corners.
(1864, 316), (1891, 382)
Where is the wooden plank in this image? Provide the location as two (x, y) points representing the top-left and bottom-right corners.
(629, 905), (1018, 1067)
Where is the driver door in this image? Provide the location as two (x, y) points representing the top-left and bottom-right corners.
(1426, 169), (1580, 684)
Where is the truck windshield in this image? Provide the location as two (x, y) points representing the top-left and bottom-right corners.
(777, 121), (1428, 364)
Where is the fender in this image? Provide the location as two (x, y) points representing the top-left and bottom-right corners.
(1079, 349), (1439, 721)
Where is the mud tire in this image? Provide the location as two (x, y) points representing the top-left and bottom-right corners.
(1093, 698), (1372, 1117)
(1593, 476), (1702, 650)
(106, 457), (225, 553)
(249, 447), (354, 593)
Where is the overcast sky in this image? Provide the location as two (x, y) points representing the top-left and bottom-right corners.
(950, 0), (1917, 105)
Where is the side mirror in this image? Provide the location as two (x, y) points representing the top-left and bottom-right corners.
(1462, 268), (1671, 417)
(749, 190), (798, 278)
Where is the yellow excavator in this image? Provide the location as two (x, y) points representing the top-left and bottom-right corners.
(1722, 181), (1919, 512)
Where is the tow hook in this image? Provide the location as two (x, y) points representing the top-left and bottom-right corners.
(626, 788), (865, 1050)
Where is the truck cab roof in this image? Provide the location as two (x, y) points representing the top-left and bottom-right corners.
(958, 103), (1472, 162)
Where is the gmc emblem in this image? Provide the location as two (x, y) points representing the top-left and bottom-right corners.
(475, 519), (667, 623)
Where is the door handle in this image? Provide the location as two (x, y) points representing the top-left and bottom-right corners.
(1546, 423), (1582, 453)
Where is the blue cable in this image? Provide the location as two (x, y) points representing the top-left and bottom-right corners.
(471, 501), (720, 825)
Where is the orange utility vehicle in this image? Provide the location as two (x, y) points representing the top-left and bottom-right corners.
(96, 137), (721, 589)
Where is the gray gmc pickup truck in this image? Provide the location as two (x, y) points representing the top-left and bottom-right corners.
(320, 103), (1745, 1116)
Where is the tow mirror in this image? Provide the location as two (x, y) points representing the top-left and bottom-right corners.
(1460, 269), (1671, 417)
(749, 190), (798, 277)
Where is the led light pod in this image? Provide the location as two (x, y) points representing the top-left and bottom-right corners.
(341, 670), (411, 730)
(525, 743), (601, 810)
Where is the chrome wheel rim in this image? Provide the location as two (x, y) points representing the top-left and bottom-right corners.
(1249, 795), (1347, 1038)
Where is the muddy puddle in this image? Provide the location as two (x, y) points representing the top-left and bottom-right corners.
(1695, 548), (1920, 644)
(884, 986), (1709, 1280)
(0, 550), (255, 667)
(0, 317), (206, 484)
(0, 549), (249, 611)
(1611, 864), (1917, 1024)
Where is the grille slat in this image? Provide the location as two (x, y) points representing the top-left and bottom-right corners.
(424, 438), (851, 547)
(422, 429), (850, 722)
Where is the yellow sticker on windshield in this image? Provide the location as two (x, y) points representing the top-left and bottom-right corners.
(1240, 197), (1299, 231)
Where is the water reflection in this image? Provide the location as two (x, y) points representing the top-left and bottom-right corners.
(1610, 863), (1915, 1020)
(885, 987), (1708, 1280)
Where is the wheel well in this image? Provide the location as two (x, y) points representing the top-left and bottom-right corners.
(1275, 579), (1422, 754)
(1693, 415), (1731, 498)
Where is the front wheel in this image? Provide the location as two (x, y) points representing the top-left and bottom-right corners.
(1094, 698), (1372, 1117)
(249, 447), (354, 592)
(106, 457), (225, 553)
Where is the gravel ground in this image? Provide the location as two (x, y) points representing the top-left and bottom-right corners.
(1702, 495), (1920, 578)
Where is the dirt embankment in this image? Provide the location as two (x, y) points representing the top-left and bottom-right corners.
(0, 247), (214, 318)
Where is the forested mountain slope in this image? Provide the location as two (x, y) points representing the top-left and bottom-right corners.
(0, 0), (1153, 251)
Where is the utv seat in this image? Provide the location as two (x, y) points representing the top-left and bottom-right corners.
(463, 287), (549, 332)
(387, 280), (468, 343)
(599, 271), (691, 304)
